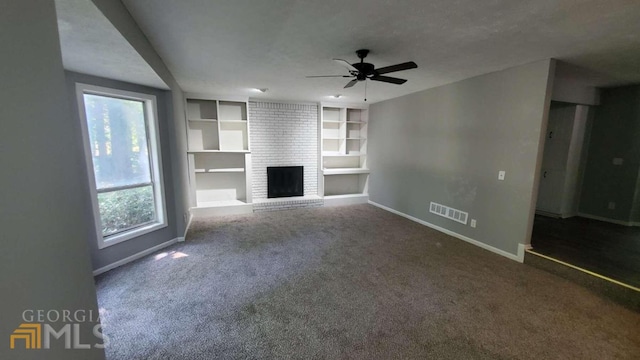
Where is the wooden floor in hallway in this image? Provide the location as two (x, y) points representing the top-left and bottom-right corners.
(531, 215), (640, 288)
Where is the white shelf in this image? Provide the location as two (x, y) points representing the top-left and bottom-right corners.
(323, 120), (343, 123)
(195, 168), (245, 173)
(346, 121), (366, 124)
(196, 199), (247, 208)
(323, 153), (365, 157)
(323, 168), (370, 175)
(188, 150), (250, 154)
(189, 118), (217, 122)
(324, 193), (367, 199)
(191, 200), (253, 217)
(323, 137), (344, 140)
(346, 137), (366, 140)
(219, 119), (247, 123)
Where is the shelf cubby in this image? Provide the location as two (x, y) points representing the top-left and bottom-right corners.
(193, 152), (245, 172)
(188, 121), (219, 151)
(186, 99), (219, 151)
(347, 108), (362, 122)
(187, 99), (217, 121)
(323, 107), (341, 122)
(323, 155), (362, 169)
(218, 101), (247, 121)
(195, 171), (247, 205)
(323, 174), (368, 196)
(219, 121), (249, 151)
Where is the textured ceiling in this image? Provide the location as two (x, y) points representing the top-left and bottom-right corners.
(91, 1), (640, 103)
(120, 0), (640, 103)
(55, 0), (168, 90)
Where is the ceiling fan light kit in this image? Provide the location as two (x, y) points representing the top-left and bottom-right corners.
(307, 49), (418, 101)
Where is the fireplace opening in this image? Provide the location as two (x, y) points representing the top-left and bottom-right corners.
(267, 166), (303, 198)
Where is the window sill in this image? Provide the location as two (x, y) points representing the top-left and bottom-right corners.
(98, 222), (167, 249)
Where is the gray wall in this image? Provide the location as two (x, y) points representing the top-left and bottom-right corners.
(579, 85), (640, 223)
(0, 1), (105, 359)
(368, 60), (553, 256)
(65, 71), (178, 270)
(92, 0), (190, 236)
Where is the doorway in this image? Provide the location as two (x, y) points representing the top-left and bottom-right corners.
(530, 98), (640, 289)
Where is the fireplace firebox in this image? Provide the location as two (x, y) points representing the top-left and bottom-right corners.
(267, 166), (303, 198)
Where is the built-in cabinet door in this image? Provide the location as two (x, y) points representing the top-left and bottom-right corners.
(536, 103), (576, 215)
(541, 105), (574, 170)
(536, 168), (566, 215)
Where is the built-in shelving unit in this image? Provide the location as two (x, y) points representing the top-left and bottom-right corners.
(185, 96), (252, 216)
(320, 104), (369, 205)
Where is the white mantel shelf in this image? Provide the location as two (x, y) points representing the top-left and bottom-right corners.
(323, 168), (370, 175)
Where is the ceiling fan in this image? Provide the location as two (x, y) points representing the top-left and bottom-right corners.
(307, 49), (418, 90)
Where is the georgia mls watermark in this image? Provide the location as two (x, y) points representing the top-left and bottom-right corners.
(9, 309), (109, 350)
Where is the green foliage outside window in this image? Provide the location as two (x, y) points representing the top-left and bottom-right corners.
(98, 186), (155, 236)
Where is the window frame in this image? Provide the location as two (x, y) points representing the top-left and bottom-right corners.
(76, 83), (167, 249)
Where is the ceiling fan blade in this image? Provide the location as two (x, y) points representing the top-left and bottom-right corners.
(371, 75), (407, 85)
(375, 61), (418, 75)
(306, 75), (353, 78)
(333, 59), (358, 72)
(344, 79), (358, 88)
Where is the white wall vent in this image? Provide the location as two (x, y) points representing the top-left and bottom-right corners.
(429, 202), (468, 225)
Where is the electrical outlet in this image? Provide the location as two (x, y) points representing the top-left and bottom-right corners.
(470, 219), (477, 228)
(608, 202), (616, 210)
(498, 171), (506, 181)
(184, 213), (189, 223)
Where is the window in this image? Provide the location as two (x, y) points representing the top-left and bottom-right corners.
(76, 84), (166, 249)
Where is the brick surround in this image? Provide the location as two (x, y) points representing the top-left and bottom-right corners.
(249, 101), (318, 202)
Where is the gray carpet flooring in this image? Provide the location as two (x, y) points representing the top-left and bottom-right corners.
(95, 204), (640, 359)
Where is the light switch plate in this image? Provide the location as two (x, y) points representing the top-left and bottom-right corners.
(498, 171), (506, 181)
(470, 219), (477, 228)
(613, 158), (624, 165)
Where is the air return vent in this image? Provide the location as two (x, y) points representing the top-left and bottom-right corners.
(429, 202), (468, 225)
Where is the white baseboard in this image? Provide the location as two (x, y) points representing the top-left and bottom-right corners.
(368, 201), (524, 263)
(577, 212), (640, 227)
(93, 237), (181, 276)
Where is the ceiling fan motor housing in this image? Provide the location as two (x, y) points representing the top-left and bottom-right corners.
(353, 49), (374, 80)
(353, 62), (376, 79)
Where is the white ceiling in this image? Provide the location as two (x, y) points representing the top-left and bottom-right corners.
(55, 0), (168, 90)
(67, 0), (640, 104)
